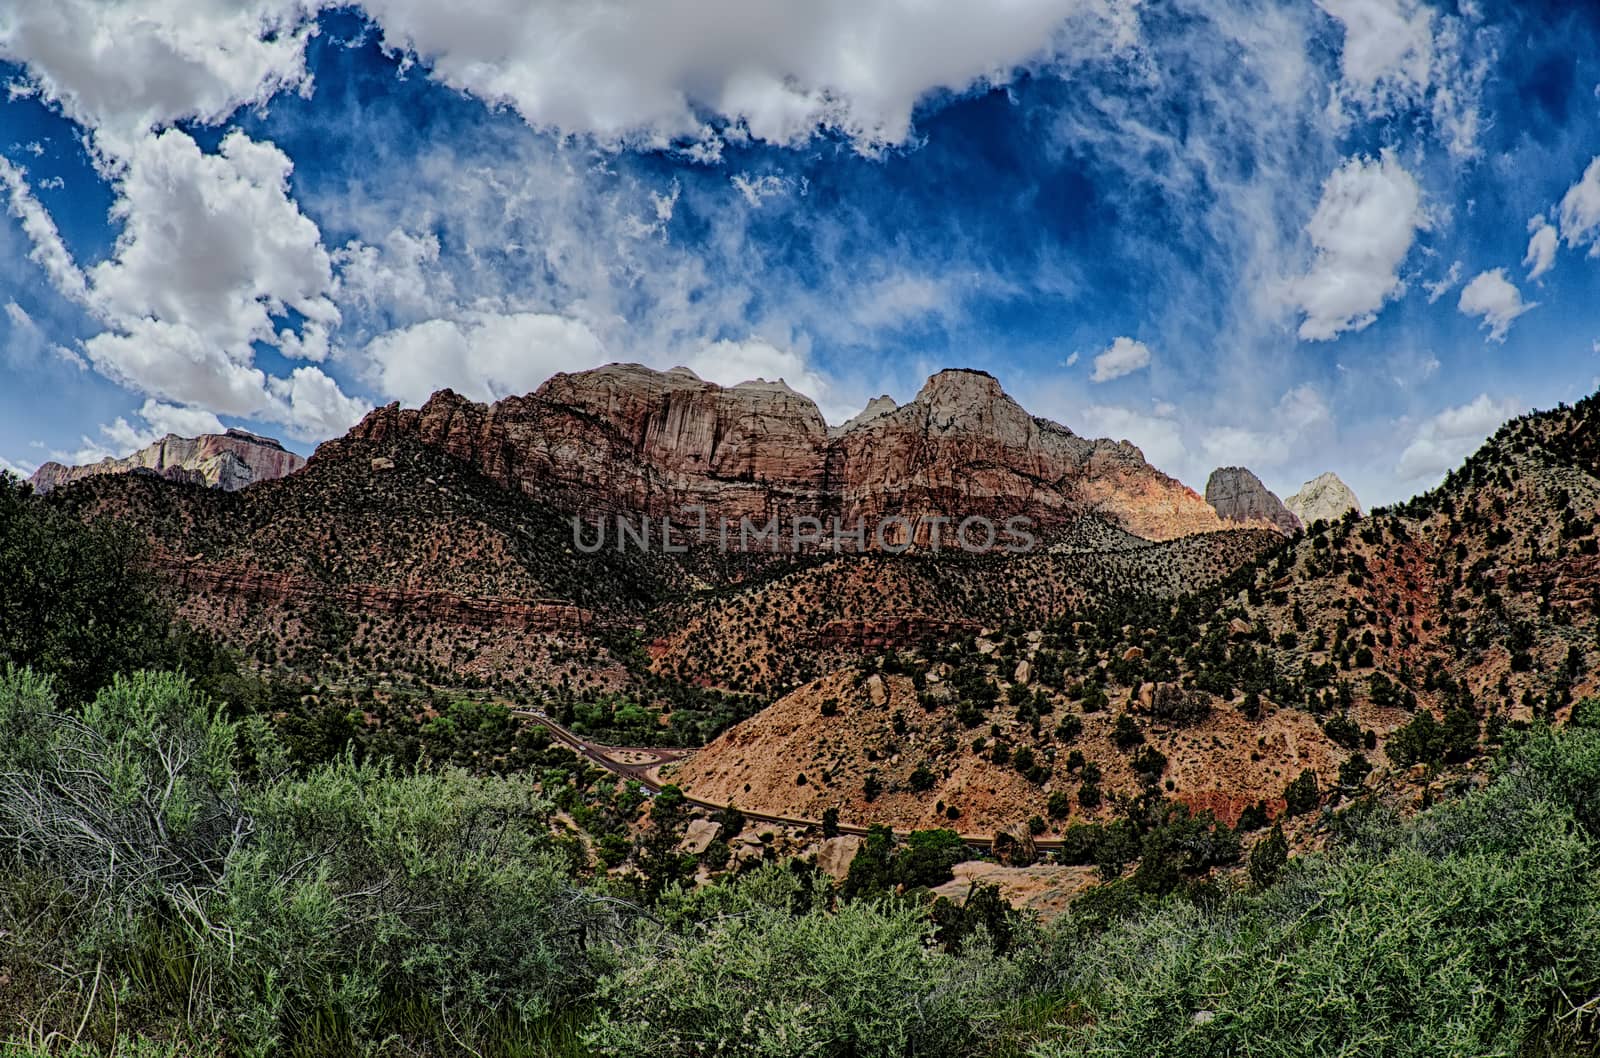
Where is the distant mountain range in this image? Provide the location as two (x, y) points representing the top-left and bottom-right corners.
(30, 429), (304, 493)
(40, 364), (1599, 840)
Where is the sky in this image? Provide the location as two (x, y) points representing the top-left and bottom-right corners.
(1, 1), (1598, 508)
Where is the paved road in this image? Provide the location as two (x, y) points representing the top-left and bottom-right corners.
(511, 705), (1069, 851)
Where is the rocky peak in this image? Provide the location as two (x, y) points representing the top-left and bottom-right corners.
(1204, 466), (1302, 535)
(828, 395), (899, 438)
(342, 362), (1235, 544)
(30, 430), (305, 494)
(1285, 472), (1362, 527)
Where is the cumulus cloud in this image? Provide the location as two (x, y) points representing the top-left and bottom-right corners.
(1395, 392), (1524, 486)
(2, 129), (363, 438)
(1290, 151), (1426, 341)
(1524, 215), (1558, 280)
(357, 0), (1133, 153)
(1074, 403), (1187, 474)
(1457, 268), (1534, 342)
(90, 129), (339, 359)
(0, 0), (315, 157)
(1317, 0), (1435, 108)
(1316, 0), (1487, 158)
(1559, 156), (1600, 255)
(363, 311), (608, 406)
(96, 400), (227, 456)
(1199, 384), (1333, 469)
(1089, 336), (1152, 382)
(682, 337), (856, 422)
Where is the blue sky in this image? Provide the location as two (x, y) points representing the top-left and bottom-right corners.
(1, 0), (1599, 507)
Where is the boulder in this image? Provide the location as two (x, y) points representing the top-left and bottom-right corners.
(679, 818), (722, 855)
(815, 834), (864, 880)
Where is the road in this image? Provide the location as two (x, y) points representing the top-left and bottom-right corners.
(511, 705), (1069, 851)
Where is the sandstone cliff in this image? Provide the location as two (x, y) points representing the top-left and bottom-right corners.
(1204, 466), (1302, 535)
(342, 363), (1229, 544)
(1285, 471), (1362, 526)
(30, 429), (305, 493)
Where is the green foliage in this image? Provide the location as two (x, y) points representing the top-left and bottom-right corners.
(1248, 823), (1289, 888)
(1282, 768), (1319, 816)
(1036, 724), (1600, 1057)
(1389, 706), (1479, 769)
(586, 867), (1026, 1058)
(0, 479), (177, 702)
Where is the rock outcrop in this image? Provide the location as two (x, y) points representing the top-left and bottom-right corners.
(30, 429), (304, 493)
(1285, 472), (1362, 527)
(342, 363), (1229, 544)
(1204, 467), (1302, 535)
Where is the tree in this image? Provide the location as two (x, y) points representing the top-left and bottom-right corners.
(821, 806), (841, 838)
(1248, 823), (1289, 888)
(841, 824), (896, 899)
(895, 829), (966, 890)
(1283, 769), (1319, 816)
(0, 477), (174, 702)
(909, 762), (937, 792)
(638, 784), (691, 899)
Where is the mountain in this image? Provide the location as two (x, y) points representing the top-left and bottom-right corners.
(666, 394), (1600, 831)
(1285, 471), (1363, 526)
(1204, 466), (1302, 534)
(47, 364), (1600, 843)
(346, 363), (1231, 544)
(46, 362), (1264, 703)
(30, 429), (304, 493)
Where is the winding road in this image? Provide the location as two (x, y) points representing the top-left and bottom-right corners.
(511, 705), (1067, 851)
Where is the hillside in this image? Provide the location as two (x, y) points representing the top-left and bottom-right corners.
(673, 393), (1600, 835)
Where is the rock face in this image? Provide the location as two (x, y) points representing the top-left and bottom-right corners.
(1204, 467), (1302, 535)
(30, 429), (304, 493)
(1285, 472), (1362, 527)
(342, 363), (1229, 544)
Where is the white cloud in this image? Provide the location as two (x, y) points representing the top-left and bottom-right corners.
(1317, 0), (1434, 107)
(1075, 403), (1187, 474)
(682, 338), (855, 423)
(1199, 383), (1332, 469)
(267, 366), (371, 440)
(1395, 392), (1524, 485)
(1424, 260), (1461, 303)
(1558, 156), (1600, 255)
(90, 129), (338, 359)
(96, 400), (227, 455)
(730, 174), (789, 207)
(3, 128), (364, 439)
(0, 453), (35, 480)
(1316, 0), (1487, 158)
(0, 0), (315, 157)
(0, 157), (90, 304)
(357, 0), (1133, 153)
(1089, 336), (1152, 383)
(1523, 215), (1558, 280)
(363, 311), (608, 406)
(1291, 151), (1426, 341)
(1457, 268), (1534, 342)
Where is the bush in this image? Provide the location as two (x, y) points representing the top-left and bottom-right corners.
(1034, 725), (1600, 1057)
(587, 867), (1027, 1058)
